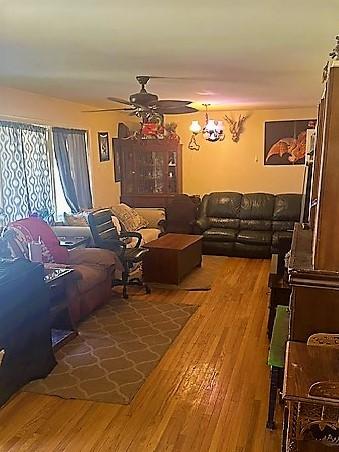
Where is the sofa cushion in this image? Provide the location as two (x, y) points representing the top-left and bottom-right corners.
(72, 264), (107, 294)
(64, 211), (89, 226)
(240, 193), (275, 220)
(111, 203), (148, 232)
(8, 217), (70, 264)
(273, 194), (302, 221)
(203, 228), (237, 242)
(68, 247), (120, 269)
(237, 230), (272, 246)
(135, 208), (165, 229)
(209, 217), (240, 229)
(239, 219), (272, 231)
(206, 192), (242, 218)
(127, 228), (160, 247)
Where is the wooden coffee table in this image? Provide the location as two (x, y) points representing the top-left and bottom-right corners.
(143, 233), (203, 285)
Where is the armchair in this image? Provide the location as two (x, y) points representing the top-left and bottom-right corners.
(163, 194), (200, 234)
(87, 209), (150, 299)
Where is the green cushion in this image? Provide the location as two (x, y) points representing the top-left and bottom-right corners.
(268, 305), (289, 368)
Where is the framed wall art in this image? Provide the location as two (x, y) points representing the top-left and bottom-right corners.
(264, 119), (316, 165)
(98, 132), (110, 162)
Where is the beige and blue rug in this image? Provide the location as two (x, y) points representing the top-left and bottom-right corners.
(24, 299), (197, 404)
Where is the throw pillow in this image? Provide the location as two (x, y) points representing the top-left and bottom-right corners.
(64, 212), (89, 226)
(111, 215), (122, 234)
(110, 204), (148, 232)
(8, 217), (70, 264)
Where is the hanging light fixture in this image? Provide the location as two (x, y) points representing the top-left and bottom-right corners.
(188, 104), (225, 150)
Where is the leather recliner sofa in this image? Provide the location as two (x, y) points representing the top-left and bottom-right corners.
(195, 192), (302, 258)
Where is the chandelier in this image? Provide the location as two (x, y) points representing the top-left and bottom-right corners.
(188, 104), (225, 150)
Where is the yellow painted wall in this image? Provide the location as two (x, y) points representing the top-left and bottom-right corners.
(172, 106), (317, 195)
(0, 86), (137, 207)
(0, 85), (317, 205)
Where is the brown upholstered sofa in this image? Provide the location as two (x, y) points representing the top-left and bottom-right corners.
(61, 247), (120, 323)
(7, 217), (120, 324)
(53, 207), (165, 247)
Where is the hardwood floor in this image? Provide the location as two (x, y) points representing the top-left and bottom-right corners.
(0, 257), (281, 451)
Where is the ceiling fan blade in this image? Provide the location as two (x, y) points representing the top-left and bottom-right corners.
(83, 108), (135, 113)
(157, 106), (198, 115)
(155, 100), (192, 108)
(107, 96), (134, 106)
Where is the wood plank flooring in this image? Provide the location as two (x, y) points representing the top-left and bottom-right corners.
(0, 257), (281, 451)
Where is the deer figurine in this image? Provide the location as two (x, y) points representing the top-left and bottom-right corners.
(224, 114), (249, 143)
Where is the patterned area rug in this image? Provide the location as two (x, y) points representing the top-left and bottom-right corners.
(24, 300), (197, 404)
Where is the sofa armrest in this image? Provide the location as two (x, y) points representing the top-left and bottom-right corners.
(195, 217), (209, 233)
(158, 219), (166, 233)
(68, 247), (122, 271)
(135, 208), (165, 229)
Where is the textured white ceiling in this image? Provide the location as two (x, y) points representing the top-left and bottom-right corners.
(1, 0), (338, 109)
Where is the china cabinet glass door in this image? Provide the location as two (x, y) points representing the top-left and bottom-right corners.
(136, 151), (165, 194)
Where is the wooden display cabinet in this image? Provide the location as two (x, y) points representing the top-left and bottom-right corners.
(119, 139), (182, 208)
(288, 61), (339, 342)
(282, 57), (339, 451)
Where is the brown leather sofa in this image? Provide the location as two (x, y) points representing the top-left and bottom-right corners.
(195, 192), (302, 258)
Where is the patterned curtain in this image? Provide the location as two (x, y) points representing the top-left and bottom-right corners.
(53, 127), (92, 212)
(0, 121), (54, 222)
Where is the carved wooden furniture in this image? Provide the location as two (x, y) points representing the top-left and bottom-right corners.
(119, 139), (182, 208)
(267, 254), (291, 339)
(282, 341), (339, 451)
(282, 54), (339, 450)
(143, 233), (203, 285)
(288, 224), (339, 342)
(288, 61), (339, 342)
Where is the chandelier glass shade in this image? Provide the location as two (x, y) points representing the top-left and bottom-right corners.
(189, 120), (202, 134)
(188, 104), (224, 150)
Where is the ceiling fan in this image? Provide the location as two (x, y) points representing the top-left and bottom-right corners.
(84, 75), (198, 119)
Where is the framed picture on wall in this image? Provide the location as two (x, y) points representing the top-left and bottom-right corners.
(112, 138), (121, 182)
(98, 132), (110, 162)
(264, 119), (316, 166)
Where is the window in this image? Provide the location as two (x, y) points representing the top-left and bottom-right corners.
(53, 161), (71, 221)
(52, 128), (92, 214)
(0, 121), (54, 222)
(0, 121), (92, 224)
